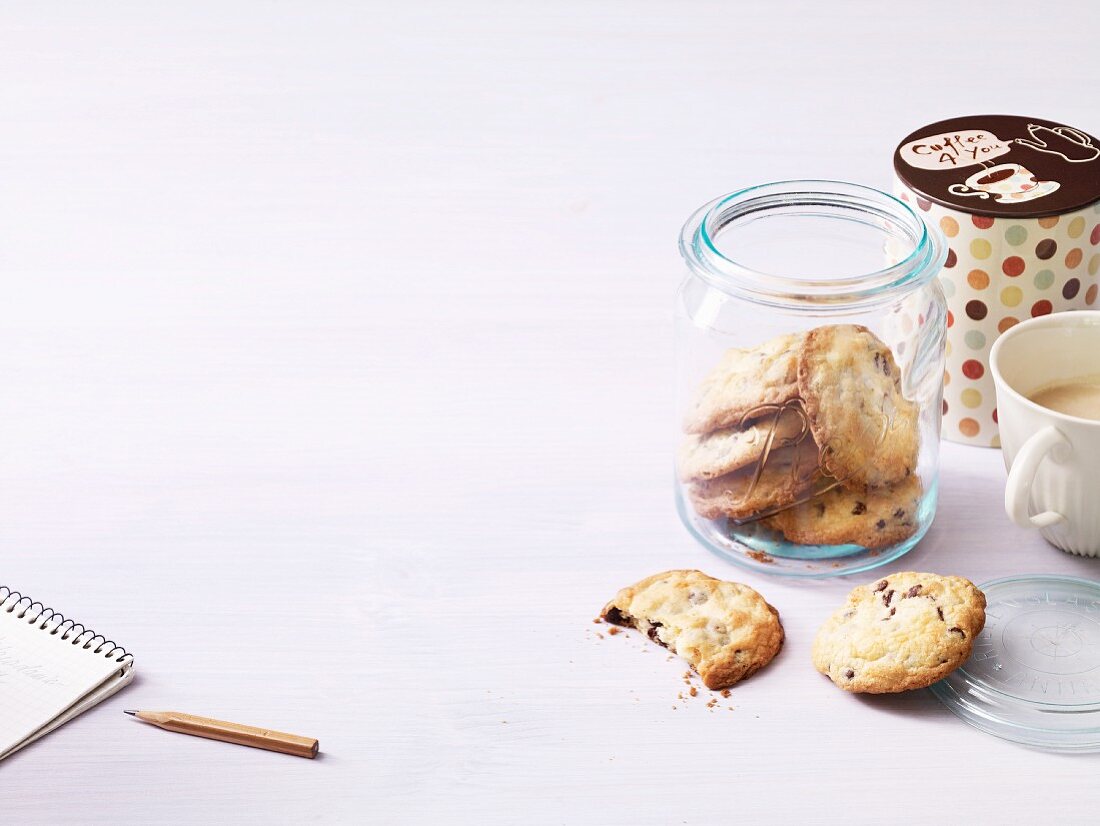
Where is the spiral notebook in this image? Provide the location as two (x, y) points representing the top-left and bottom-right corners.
(0, 586), (134, 760)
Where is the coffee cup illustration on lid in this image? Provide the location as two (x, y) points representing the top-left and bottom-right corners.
(893, 114), (1100, 446)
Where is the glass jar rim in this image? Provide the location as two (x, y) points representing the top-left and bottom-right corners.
(679, 180), (946, 310)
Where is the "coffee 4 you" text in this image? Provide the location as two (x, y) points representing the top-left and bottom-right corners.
(910, 133), (1009, 167)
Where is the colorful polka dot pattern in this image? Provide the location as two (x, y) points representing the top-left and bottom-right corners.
(896, 181), (1100, 446)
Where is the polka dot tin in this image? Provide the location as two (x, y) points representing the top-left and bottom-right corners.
(894, 115), (1100, 446)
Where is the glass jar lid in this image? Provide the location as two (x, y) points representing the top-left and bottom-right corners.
(930, 574), (1100, 752)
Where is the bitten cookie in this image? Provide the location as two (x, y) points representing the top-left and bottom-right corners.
(762, 475), (923, 549)
(601, 570), (784, 690)
(682, 332), (805, 435)
(677, 402), (809, 483)
(686, 437), (822, 521)
(813, 572), (986, 693)
(797, 324), (919, 490)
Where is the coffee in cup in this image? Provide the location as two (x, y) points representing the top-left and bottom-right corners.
(1028, 377), (1100, 421)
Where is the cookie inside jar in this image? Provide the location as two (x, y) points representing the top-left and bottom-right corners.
(679, 324), (927, 556)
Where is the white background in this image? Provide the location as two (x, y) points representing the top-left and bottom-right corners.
(1, 1), (1099, 822)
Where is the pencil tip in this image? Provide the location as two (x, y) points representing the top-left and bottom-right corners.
(123, 709), (137, 716)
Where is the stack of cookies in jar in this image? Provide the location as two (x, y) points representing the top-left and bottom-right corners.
(679, 324), (923, 549)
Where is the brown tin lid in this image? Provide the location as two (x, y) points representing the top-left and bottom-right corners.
(894, 114), (1100, 218)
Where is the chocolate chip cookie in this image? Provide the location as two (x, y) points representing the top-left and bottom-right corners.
(682, 332), (805, 435)
(762, 475), (923, 549)
(797, 324), (919, 490)
(677, 402), (809, 483)
(601, 569), (784, 690)
(813, 572), (986, 693)
(685, 437), (823, 521)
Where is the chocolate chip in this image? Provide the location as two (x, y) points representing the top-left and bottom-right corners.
(893, 508), (905, 519)
(646, 622), (668, 647)
(603, 606), (629, 626)
(949, 626), (966, 638)
(874, 580), (888, 592)
(875, 519), (887, 530)
(845, 669), (854, 679)
(883, 589), (895, 606)
(905, 585), (922, 598)
(852, 501), (867, 515)
(937, 607), (944, 621)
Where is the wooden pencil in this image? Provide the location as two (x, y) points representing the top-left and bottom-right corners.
(126, 710), (319, 758)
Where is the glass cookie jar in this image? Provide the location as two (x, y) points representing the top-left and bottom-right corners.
(675, 181), (948, 577)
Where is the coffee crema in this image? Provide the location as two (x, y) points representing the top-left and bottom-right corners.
(1028, 376), (1100, 421)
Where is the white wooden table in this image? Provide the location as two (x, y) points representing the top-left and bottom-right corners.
(2, 2), (1099, 822)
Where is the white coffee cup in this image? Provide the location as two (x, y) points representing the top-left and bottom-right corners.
(990, 311), (1100, 556)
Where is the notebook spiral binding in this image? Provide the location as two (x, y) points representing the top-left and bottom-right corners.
(0, 586), (131, 664)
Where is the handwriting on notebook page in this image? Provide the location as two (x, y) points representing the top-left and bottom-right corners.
(0, 636), (67, 687)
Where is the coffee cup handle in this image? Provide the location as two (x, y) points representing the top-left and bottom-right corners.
(1004, 426), (1069, 529)
(947, 183), (991, 199)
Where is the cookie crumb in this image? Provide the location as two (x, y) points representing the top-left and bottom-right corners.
(595, 632), (604, 639)
(592, 617), (602, 624)
(607, 627), (620, 636)
(746, 550), (774, 564)
(721, 689), (731, 698)
(689, 687), (698, 697)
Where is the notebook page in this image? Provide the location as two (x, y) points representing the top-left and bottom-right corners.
(0, 608), (128, 755)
